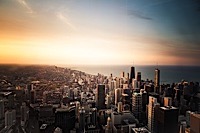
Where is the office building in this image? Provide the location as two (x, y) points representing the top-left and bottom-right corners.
(30, 89), (36, 104)
(157, 106), (179, 133)
(55, 106), (76, 133)
(154, 68), (160, 88)
(115, 88), (122, 105)
(132, 92), (142, 121)
(130, 66), (135, 84)
(79, 107), (86, 132)
(163, 97), (172, 107)
(96, 84), (106, 110)
(136, 72), (141, 82)
(147, 96), (160, 133)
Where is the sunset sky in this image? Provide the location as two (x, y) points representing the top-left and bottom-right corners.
(0, 0), (200, 65)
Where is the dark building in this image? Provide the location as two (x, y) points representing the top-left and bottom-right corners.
(130, 66), (135, 84)
(136, 72), (141, 82)
(55, 106), (76, 133)
(157, 106), (179, 133)
(154, 68), (160, 90)
(96, 84), (106, 110)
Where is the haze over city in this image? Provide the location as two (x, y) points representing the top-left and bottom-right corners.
(0, 0), (200, 65)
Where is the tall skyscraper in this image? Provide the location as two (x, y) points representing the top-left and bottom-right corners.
(21, 102), (28, 126)
(147, 96), (160, 133)
(30, 89), (36, 104)
(154, 68), (160, 88)
(157, 106), (179, 133)
(96, 84), (106, 109)
(115, 88), (122, 105)
(132, 92), (142, 121)
(79, 107), (86, 132)
(0, 100), (4, 119)
(136, 72), (141, 82)
(130, 66), (135, 84)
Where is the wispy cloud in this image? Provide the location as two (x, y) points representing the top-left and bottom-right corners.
(56, 12), (76, 30)
(127, 9), (152, 20)
(17, 0), (34, 14)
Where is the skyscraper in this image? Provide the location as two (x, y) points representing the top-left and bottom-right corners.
(136, 72), (141, 82)
(79, 107), (86, 132)
(30, 89), (36, 104)
(130, 66), (135, 84)
(132, 92), (142, 121)
(157, 106), (179, 133)
(96, 84), (106, 110)
(147, 96), (160, 133)
(154, 68), (160, 88)
(5, 110), (16, 128)
(115, 88), (122, 106)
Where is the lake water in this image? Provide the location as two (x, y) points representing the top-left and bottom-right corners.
(63, 65), (200, 84)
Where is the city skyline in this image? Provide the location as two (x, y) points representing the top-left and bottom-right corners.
(1, 0), (200, 66)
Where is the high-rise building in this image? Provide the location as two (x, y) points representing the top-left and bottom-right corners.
(157, 106), (179, 133)
(55, 106), (76, 133)
(115, 88), (122, 105)
(90, 108), (97, 126)
(96, 84), (106, 109)
(154, 68), (160, 88)
(190, 113), (200, 133)
(132, 92), (142, 121)
(118, 102), (123, 113)
(130, 66), (135, 84)
(163, 97), (172, 107)
(0, 100), (4, 119)
(21, 102), (29, 126)
(30, 89), (36, 104)
(136, 72), (141, 82)
(147, 96), (160, 133)
(79, 107), (86, 132)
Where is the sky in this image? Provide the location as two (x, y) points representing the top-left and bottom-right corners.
(0, 0), (200, 66)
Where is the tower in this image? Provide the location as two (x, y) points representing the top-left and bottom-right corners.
(30, 89), (36, 104)
(136, 72), (141, 82)
(115, 88), (122, 106)
(96, 84), (106, 110)
(147, 96), (160, 133)
(132, 92), (142, 121)
(130, 66), (135, 84)
(154, 68), (160, 88)
(79, 107), (86, 132)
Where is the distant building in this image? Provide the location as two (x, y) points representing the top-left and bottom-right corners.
(96, 84), (106, 110)
(154, 68), (160, 89)
(130, 66), (135, 84)
(30, 89), (36, 104)
(157, 106), (179, 133)
(136, 72), (141, 82)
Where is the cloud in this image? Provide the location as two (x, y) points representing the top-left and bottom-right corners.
(17, 0), (34, 14)
(56, 12), (76, 30)
(127, 10), (152, 20)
